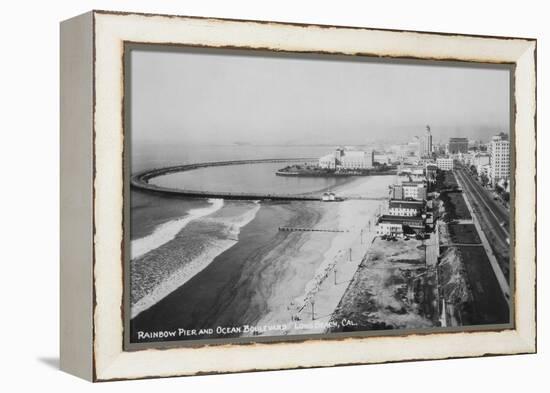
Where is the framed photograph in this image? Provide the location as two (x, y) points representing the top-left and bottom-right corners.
(60, 10), (537, 381)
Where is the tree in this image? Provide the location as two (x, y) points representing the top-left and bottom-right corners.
(480, 173), (489, 186)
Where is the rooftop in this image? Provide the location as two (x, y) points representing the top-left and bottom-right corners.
(449, 137), (469, 142)
(378, 215), (425, 225)
(402, 181), (426, 186)
(492, 133), (509, 141)
(389, 200), (425, 208)
(342, 150), (371, 158)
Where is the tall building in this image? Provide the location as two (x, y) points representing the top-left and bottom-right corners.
(490, 133), (510, 186)
(447, 137), (469, 154)
(420, 125), (433, 158)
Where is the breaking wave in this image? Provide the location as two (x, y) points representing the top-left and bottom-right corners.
(131, 201), (261, 319)
(131, 199), (224, 260)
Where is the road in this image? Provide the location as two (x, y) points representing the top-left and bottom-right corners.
(454, 168), (510, 279)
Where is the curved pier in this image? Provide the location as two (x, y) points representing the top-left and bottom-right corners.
(131, 158), (390, 201)
(131, 158), (322, 201)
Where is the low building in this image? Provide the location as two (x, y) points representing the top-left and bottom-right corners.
(402, 181), (427, 201)
(457, 152), (473, 165)
(397, 164), (424, 176)
(377, 215), (425, 236)
(390, 184), (404, 200)
(471, 153), (490, 168)
(388, 200), (424, 217)
(340, 150), (374, 169)
(436, 157), (454, 171)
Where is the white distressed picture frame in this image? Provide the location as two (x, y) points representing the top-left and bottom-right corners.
(60, 10), (536, 382)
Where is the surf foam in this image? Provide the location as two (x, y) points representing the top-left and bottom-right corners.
(131, 201), (261, 319)
(131, 198), (224, 260)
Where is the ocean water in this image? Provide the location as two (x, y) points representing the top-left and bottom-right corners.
(130, 200), (325, 338)
(130, 199), (260, 318)
(131, 198), (225, 259)
(151, 162), (352, 195)
(129, 144), (388, 333)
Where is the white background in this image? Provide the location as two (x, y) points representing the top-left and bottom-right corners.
(0, 0), (546, 391)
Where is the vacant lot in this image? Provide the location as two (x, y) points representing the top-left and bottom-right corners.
(330, 237), (437, 332)
(448, 224), (480, 244)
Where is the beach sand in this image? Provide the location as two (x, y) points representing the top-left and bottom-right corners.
(130, 175), (396, 342)
(244, 175), (396, 337)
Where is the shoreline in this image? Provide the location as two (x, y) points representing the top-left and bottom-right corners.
(130, 175), (395, 343)
(130, 200), (261, 319)
(246, 198), (387, 337)
(130, 200), (323, 341)
(242, 175), (395, 337)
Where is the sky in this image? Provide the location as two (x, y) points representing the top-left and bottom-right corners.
(129, 46), (511, 147)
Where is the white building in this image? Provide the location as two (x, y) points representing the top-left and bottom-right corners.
(436, 158), (454, 171)
(472, 153), (490, 168)
(388, 200), (424, 217)
(318, 147), (374, 170)
(318, 154), (336, 169)
(457, 152), (473, 165)
(376, 215), (425, 236)
(402, 182), (427, 201)
(490, 133), (510, 186)
(341, 150), (374, 169)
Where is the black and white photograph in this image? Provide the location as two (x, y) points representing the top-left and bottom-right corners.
(127, 46), (513, 345)
(1, 0), (543, 387)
